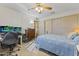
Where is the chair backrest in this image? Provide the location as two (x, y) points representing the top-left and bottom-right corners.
(2, 32), (18, 45)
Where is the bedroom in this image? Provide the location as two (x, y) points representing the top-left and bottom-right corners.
(0, 3), (78, 56)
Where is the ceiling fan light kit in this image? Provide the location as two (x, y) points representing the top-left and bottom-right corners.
(35, 7), (44, 13)
(28, 3), (53, 14)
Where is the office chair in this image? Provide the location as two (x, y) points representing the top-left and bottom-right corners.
(1, 32), (20, 56)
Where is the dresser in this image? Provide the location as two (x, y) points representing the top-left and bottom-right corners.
(25, 28), (35, 41)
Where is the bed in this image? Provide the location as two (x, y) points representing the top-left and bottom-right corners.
(36, 33), (79, 56)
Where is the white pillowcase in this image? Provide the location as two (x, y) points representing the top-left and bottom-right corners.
(68, 32), (79, 40)
(73, 36), (79, 44)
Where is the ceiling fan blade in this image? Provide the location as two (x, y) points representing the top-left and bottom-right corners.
(43, 6), (52, 10)
(37, 3), (52, 10)
(28, 7), (36, 10)
(36, 3), (43, 6)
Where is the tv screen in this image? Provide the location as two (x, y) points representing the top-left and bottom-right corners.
(0, 26), (21, 33)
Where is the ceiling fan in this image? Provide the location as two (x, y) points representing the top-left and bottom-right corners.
(28, 3), (53, 14)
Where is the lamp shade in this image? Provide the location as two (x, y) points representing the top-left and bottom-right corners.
(74, 27), (79, 32)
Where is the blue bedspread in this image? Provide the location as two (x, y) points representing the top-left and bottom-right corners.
(36, 34), (78, 56)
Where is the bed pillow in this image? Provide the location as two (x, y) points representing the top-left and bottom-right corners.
(73, 36), (79, 44)
(68, 32), (79, 40)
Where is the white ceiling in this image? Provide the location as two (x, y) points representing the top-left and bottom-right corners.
(0, 3), (79, 20)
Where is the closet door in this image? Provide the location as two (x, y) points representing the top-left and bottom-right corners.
(38, 21), (45, 35)
(75, 14), (79, 32)
(77, 14), (79, 26)
(44, 19), (52, 34)
(52, 15), (77, 35)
